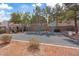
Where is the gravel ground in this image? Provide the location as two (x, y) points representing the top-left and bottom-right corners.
(0, 40), (79, 56)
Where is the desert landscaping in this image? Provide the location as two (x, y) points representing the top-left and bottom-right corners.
(0, 3), (79, 56)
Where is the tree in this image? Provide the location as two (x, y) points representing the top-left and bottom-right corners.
(63, 3), (79, 34)
(52, 3), (64, 31)
(43, 6), (54, 24)
(65, 10), (75, 23)
(10, 13), (21, 24)
(21, 13), (31, 24)
(10, 12), (33, 32)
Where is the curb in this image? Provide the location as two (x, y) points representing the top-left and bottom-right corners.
(13, 39), (79, 50)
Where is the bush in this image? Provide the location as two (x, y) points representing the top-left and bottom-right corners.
(0, 29), (6, 34)
(0, 34), (12, 44)
(28, 38), (40, 52)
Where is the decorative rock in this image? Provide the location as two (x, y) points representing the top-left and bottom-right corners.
(68, 31), (73, 36)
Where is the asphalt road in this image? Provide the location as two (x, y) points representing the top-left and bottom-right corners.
(9, 32), (79, 48)
(7, 32), (79, 48)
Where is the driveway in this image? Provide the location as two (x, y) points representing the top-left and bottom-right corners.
(10, 32), (79, 48)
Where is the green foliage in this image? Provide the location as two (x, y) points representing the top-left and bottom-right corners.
(10, 3), (78, 25)
(63, 3), (79, 34)
(35, 6), (41, 14)
(43, 6), (54, 23)
(63, 3), (79, 21)
(31, 15), (46, 24)
(10, 4), (59, 25)
(65, 10), (75, 19)
(52, 3), (65, 24)
(10, 12), (32, 25)
(21, 13), (31, 24)
(10, 13), (21, 24)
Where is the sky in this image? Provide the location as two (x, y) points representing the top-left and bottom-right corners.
(0, 3), (62, 22)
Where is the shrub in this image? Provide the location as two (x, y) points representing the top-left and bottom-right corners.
(0, 29), (6, 34)
(28, 38), (40, 52)
(0, 34), (12, 44)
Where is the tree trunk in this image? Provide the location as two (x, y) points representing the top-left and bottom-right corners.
(56, 17), (59, 29)
(74, 11), (78, 34)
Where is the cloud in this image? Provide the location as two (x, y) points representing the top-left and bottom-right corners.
(0, 10), (11, 22)
(46, 3), (62, 8)
(0, 3), (13, 10)
(32, 3), (42, 7)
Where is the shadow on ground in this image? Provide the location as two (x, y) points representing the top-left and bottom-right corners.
(0, 42), (10, 48)
(64, 39), (79, 45)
